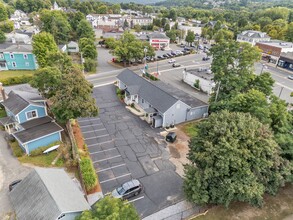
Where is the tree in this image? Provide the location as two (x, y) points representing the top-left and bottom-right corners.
(134, 24), (142, 33)
(185, 30), (195, 46)
(110, 4), (121, 14)
(0, 3), (8, 22)
(169, 8), (177, 21)
(286, 22), (293, 42)
(76, 196), (139, 220)
(164, 23), (170, 31)
(51, 66), (98, 123)
(32, 32), (59, 68)
(30, 67), (62, 99)
(77, 19), (95, 40)
(166, 30), (177, 42)
(0, 30), (6, 43)
(213, 29), (234, 43)
(0, 20), (14, 33)
(81, 44), (97, 60)
(84, 58), (97, 72)
(96, 5), (108, 14)
(123, 19), (129, 30)
(15, 0), (51, 13)
(184, 111), (291, 207)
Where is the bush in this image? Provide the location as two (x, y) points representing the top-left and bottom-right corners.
(79, 157), (98, 191)
(2, 75), (34, 86)
(194, 79), (200, 89)
(30, 141), (61, 156)
(9, 141), (24, 157)
(84, 58), (97, 72)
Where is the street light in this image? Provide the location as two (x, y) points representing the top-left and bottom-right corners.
(144, 46), (148, 75)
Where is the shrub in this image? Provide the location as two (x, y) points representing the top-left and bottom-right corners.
(79, 157), (98, 191)
(2, 75), (34, 86)
(194, 79), (200, 89)
(9, 141), (24, 157)
(30, 141), (61, 156)
(84, 58), (97, 72)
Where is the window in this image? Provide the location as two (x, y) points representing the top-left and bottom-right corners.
(26, 110), (37, 120)
(23, 54), (28, 59)
(10, 53), (14, 59)
(12, 62), (17, 67)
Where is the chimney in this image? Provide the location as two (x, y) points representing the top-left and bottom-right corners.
(0, 82), (6, 101)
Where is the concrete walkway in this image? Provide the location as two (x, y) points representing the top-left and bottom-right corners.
(0, 131), (31, 219)
(142, 200), (201, 220)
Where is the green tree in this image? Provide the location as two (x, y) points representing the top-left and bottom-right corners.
(84, 58), (97, 72)
(184, 111), (291, 207)
(76, 196), (139, 220)
(77, 19), (95, 40)
(81, 44), (97, 60)
(0, 3), (8, 22)
(30, 67), (62, 99)
(166, 29), (177, 42)
(169, 8), (177, 21)
(51, 66), (98, 123)
(134, 24), (142, 33)
(15, 0), (51, 13)
(32, 32), (59, 68)
(185, 30), (195, 46)
(0, 30), (6, 43)
(286, 22), (293, 42)
(110, 4), (121, 14)
(213, 29), (234, 43)
(164, 23), (170, 31)
(96, 5), (108, 14)
(0, 20), (14, 33)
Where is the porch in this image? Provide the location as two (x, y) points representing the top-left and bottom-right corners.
(0, 116), (17, 134)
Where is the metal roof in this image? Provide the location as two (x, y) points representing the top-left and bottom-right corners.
(2, 44), (32, 52)
(9, 168), (90, 220)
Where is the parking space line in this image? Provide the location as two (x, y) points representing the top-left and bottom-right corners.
(100, 173), (131, 184)
(87, 140), (113, 147)
(84, 134), (109, 140)
(93, 155), (121, 163)
(125, 196), (145, 204)
(97, 163), (126, 173)
(82, 128), (106, 134)
(79, 123), (103, 128)
(78, 118), (100, 122)
(90, 147), (117, 155)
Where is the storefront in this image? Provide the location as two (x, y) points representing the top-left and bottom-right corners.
(148, 33), (170, 50)
(278, 52), (293, 72)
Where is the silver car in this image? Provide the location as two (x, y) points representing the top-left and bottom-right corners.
(112, 179), (143, 199)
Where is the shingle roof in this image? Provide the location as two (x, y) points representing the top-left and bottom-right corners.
(148, 32), (169, 40)
(238, 30), (270, 39)
(2, 44), (32, 52)
(20, 115), (52, 130)
(9, 168), (90, 220)
(13, 120), (63, 144)
(117, 69), (177, 113)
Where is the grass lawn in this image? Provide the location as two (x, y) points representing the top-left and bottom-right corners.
(0, 70), (36, 80)
(0, 107), (6, 118)
(193, 183), (293, 220)
(19, 151), (64, 167)
(181, 121), (199, 137)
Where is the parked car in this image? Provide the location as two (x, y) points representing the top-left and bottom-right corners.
(171, 51), (177, 56)
(168, 59), (176, 63)
(161, 47), (165, 51)
(172, 63), (181, 67)
(167, 53), (174, 57)
(111, 179), (143, 199)
(175, 50), (183, 55)
(202, 57), (210, 61)
(166, 132), (177, 143)
(9, 179), (22, 192)
(288, 75), (293, 80)
(157, 55), (163, 59)
(163, 54), (169, 58)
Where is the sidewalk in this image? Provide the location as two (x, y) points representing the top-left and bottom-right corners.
(142, 200), (202, 220)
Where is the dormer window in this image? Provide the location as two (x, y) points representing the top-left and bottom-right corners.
(10, 53), (14, 59)
(26, 110), (38, 120)
(23, 54), (28, 59)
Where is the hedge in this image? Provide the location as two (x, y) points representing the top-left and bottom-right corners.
(80, 157), (98, 191)
(1, 75), (33, 86)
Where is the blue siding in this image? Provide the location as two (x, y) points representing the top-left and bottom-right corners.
(26, 132), (61, 153)
(18, 104), (46, 124)
(3, 52), (37, 70)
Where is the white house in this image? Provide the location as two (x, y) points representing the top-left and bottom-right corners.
(237, 30), (271, 46)
(183, 68), (216, 95)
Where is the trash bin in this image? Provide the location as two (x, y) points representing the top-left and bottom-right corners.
(166, 132), (177, 143)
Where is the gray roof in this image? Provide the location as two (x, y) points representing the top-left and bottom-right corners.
(148, 32), (169, 40)
(0, 116), (15, 126)
(20, 115), (52, 130)
(2, 90), (43, 115)
(117, 69), (177, 113)
(4, 83), (38, 95)
(13, 120), (63, 144)
(280, 52), (293, 60)
(9, 168), (90, 220)
(238, 30), (270, 39)
(2, 44), (32, 53)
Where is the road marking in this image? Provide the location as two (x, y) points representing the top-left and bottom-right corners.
(94, 81), (116, 88)
(90, 147), (117, 155)
(97, 163), (126, 173)
(100, 173), (131, 184)
(125, 196), (145, 204)
(275, 82), (293, 91)
(84, 134), (109, 140)
(93, 155), (121, 163)
(79, 123), (103, 128)
(87, 140), (113, 147)
(159, 63), (211, 73)
(82, 128), (106, 134)
(78, 118), (100, 122)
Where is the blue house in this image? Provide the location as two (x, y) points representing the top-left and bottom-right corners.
(0, 87), (62, 155)
(0, 44), (38, 70)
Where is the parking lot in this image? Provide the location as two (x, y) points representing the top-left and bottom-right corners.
(78, 85), (184, 218)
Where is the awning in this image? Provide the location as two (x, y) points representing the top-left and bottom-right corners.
(0, 116), (15, 126)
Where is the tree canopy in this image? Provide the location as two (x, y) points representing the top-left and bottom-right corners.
(76, 196), (139, 220)
(184, 111), (292, 207)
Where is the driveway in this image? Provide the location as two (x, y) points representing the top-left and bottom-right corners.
(96, 47), (120, 73)
(0, 131), (31, 219)
(78, 85), (184, 218)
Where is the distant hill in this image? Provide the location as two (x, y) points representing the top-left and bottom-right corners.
(102, 0), (163, 4)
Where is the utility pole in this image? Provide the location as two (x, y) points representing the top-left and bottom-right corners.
(278, 87), (284, 98)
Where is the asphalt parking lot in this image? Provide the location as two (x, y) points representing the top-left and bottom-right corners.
(78, 85), (184, 218)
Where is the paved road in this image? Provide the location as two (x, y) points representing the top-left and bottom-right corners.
(78, 85), (185, 218)
(0, 131), (31, 219)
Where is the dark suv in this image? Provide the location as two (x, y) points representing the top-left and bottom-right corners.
(111, 179), (143, 199)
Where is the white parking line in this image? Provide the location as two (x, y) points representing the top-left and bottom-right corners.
(79, 123), (103, 128)
(97, 163), (126, 173)
(84, 134), (109, 140)
(78, 118), (100, 122)
(82, 128), (106, 134)
(90, 147), (117, 155)
(100, 173), (131, 184)
(125, 196), (145, 204)
(93, 155), (121, 163)
(87, 140), (113, 147)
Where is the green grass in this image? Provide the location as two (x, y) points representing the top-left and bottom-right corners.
(19, 151), (63, 167)
(182, 121), (198, 137)
(9, 141), (24, 157)
(0, 70), (36, 80)
(0, 108), (6, 118)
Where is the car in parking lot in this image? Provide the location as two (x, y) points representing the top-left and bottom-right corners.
(163, 54), (169, 58)
(167, 53), (174, 57)
(9, 179), (22, 192)
(175, 50), (183, 55)
(288, 75), (293, 80)
(111, 179), (143, 199)
(168, 59), (176, 63)
(157, 55), (164, 59)
(202, 57), (210, 61)
(172, 63), (181, 68)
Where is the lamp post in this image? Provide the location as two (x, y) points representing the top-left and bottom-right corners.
(144, 46), (148, 75)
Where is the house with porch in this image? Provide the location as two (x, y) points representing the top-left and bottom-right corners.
(116, 69), (209, 128)
(0, 84), (63, 155)
(0, 44), (38, 70)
